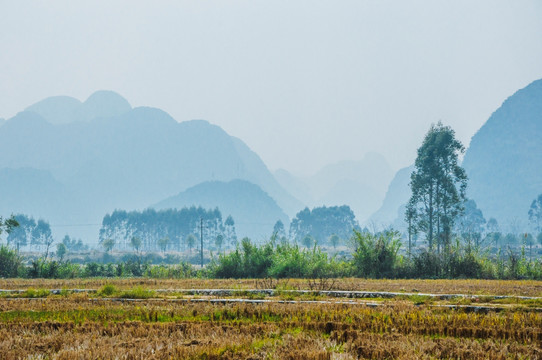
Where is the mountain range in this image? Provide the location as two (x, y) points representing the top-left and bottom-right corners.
(0, 91), (301, 242)
(2, 78), (541, 243)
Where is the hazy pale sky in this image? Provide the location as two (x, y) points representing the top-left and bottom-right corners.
(1, 1), (542, 176)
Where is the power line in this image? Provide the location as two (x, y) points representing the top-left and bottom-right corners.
(49, 220), (282, 227)
(200, 217), (204, 268)
(50, 223), (101, 227)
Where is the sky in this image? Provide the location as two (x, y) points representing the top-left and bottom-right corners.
(1, 1), (542, 176)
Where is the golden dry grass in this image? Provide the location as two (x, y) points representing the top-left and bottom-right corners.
(1, 278), (542, 296)
(0, 295), (540, 359)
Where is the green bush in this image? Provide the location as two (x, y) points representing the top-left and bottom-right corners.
(145, 262), (195, 279)
(209, 239), (344, 279)
(83, 262), (100, 277)
(351, 230), (402, 278)
(269, 244), (343, 279)
(119, 286), (155, 299)
(21, 288), (50, 298)
(210, 238), (273, 278)
(0, 245), (24, 277)
(55, 262), (82, 278)
(267, 244), (310, 278)
(98, 283), (118, 296)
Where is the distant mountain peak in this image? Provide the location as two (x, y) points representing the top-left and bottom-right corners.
(24, 90), (132, 124)
(362, 151), (391, 166)
(369, 165), (414, 227)
(84, 90), (131, 106)
(25, 96), (82, 125)
(0, 91), (303, 241)
(154, 179), (289, 240)
(472, 78), (542, 136)
(462, 78), (542, 228)
(82, 90), (132, 120)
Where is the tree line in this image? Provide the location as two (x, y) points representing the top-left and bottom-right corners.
(99, 205), (360, 255)
(2, 227), (541, 280)
(99, 207), (237, 253)
(286, 205), (360, 248)
(4, 214), (54, 254)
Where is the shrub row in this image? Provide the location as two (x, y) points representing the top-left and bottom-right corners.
(1, 230), (542, 280)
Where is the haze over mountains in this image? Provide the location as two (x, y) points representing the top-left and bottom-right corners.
(25, 92), (132, 125)
(370, 78), (542, 232)
(275, 153), (393, 223)
(462, 78), (542, 230)
(0, 91), (302, 242)
(369, 165), (414, 228)
(154, 180), (289, 241)
(1, 78), (541, 243)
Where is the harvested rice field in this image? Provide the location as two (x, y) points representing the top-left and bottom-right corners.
(1, 279), (541, 359)
(1, 278), (542, 296)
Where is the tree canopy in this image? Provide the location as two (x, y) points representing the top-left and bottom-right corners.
(406, 122), (467, 252)
(0, 215), (19, 237)
(289, 205), (359, 246)
(456, 199), (486, 247)
(6, 214), (54, 252)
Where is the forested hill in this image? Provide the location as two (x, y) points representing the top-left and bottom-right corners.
(462, 78), (542, 229)
(154, 180), (289, 241)
(0, 91), (301, 241)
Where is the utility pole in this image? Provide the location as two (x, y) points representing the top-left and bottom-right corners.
(406, 207), (414, 258)
(408, 216), (412, 258)
(200, 217), (204, 268)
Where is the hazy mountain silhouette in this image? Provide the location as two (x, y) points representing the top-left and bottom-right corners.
(25, 91), (132, 124)
(0, 91), (302, 241)
(228, 137), (303, 218)
(25, 96), (82, 125)
(369, 165), (413, 229)
(77, 90), (132, 121)
(274, 169), (314, 206)
(275, 152), (393, 223)
(154, 179), (289, 241)
(462, 78), (542, 231)
(0, 168), (69, 220)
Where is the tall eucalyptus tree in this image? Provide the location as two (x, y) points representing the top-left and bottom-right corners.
(406, 122), (467, 252)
